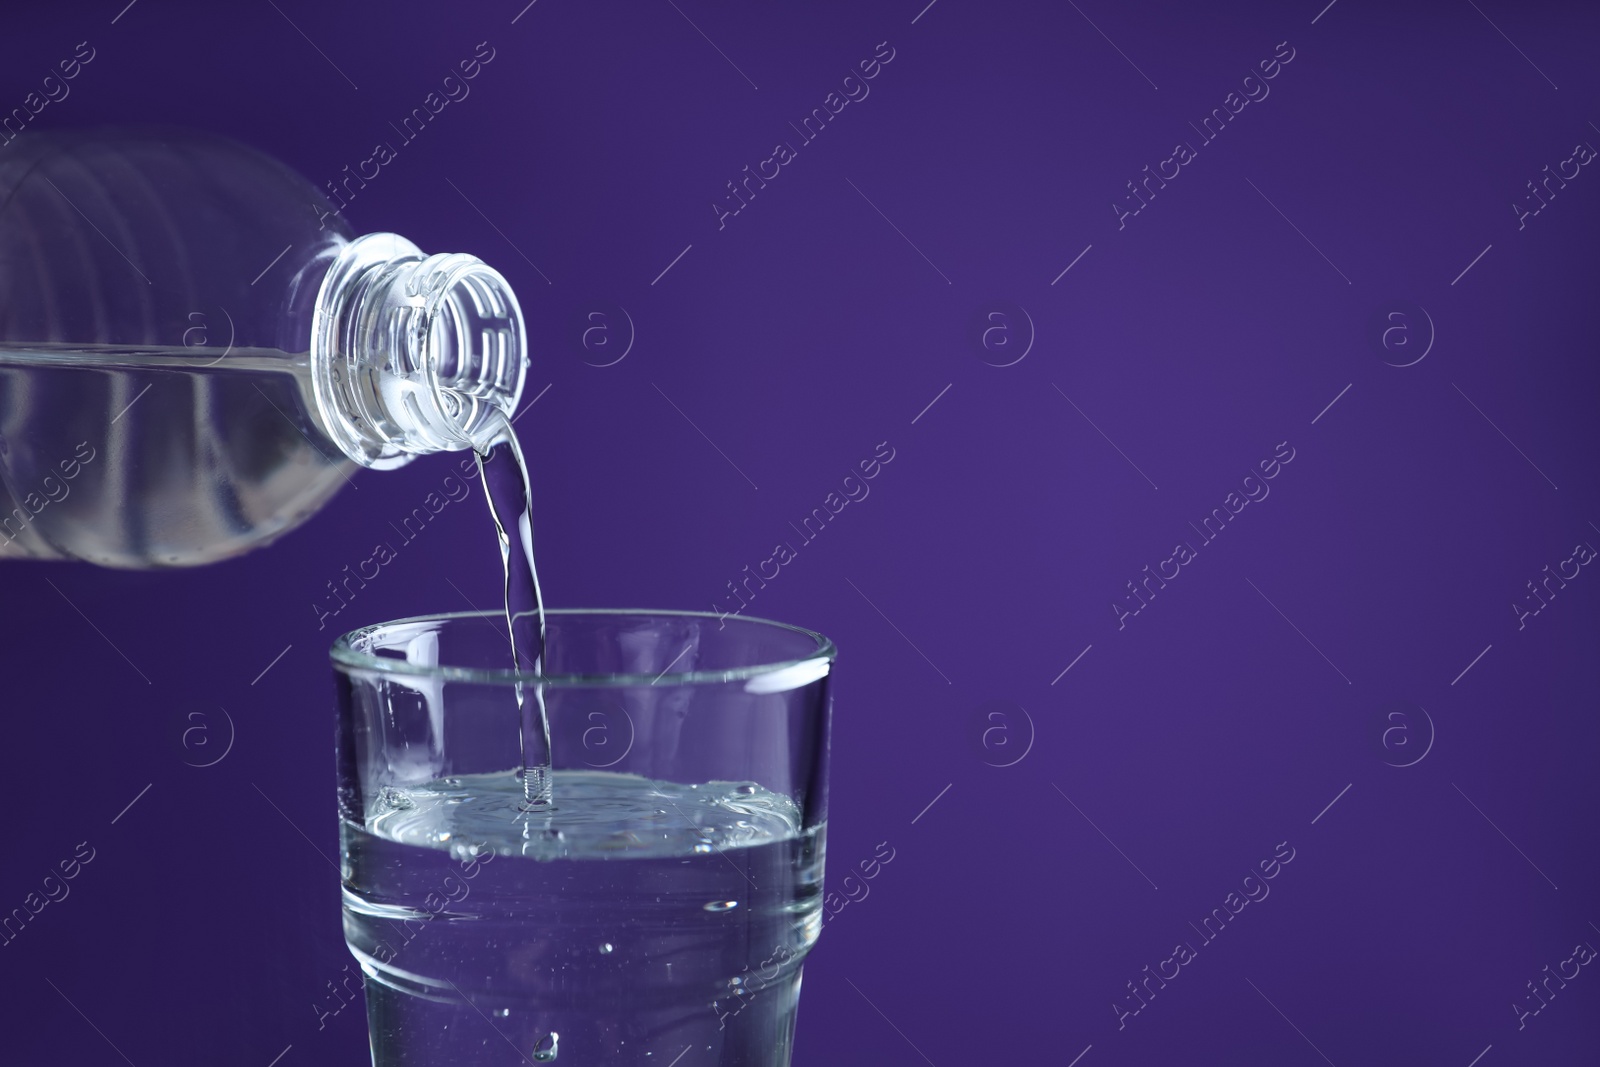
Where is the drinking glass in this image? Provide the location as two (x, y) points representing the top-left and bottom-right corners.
(331, 609), (835, 1067)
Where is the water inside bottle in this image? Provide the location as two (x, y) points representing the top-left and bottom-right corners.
(471, 411), (554, 811)
(0, 343), (351, 567)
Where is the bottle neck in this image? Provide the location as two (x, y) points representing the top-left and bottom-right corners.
(310, 233), (527, 469)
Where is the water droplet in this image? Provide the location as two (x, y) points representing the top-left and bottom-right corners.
(703, 900), (739, 912)
(692, 844), (711, 854)
(598, 942), (614, 955)
(532, 1032), (559, 1061)
(493, 1008), (510, 1018)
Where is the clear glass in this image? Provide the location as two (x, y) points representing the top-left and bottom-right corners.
(332, 609), (836, 1067)
(0, 128), (525, 567)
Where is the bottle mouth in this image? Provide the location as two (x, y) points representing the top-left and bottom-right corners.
(311, 233), (528, 469)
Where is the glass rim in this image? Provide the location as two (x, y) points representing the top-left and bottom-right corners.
(330, 608), (837, 688)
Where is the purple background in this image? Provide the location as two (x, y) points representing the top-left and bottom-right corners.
(4, 0), (1599, 1063)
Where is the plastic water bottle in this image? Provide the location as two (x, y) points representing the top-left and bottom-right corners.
(0, 128), (526, 567)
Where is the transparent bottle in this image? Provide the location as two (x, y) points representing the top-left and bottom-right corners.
(0, 127), (526, 567)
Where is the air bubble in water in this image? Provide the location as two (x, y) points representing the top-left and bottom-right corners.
(599, 942), (614, 955)
(494, 1008), (510, 1018)
(703, 900), (738, 912)
(448, 841), (487, 864)
(532, 1032), (559, 1061)
(736, 784), (757, 795)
